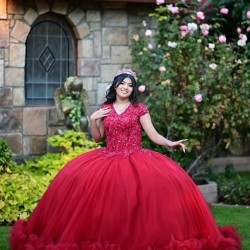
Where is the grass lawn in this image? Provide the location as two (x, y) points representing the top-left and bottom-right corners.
(0, 226), (9, 250)
(1, 205), (249, 249)
(212, 205), (250, 250)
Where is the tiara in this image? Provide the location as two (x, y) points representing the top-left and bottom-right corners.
(116, 68), (138, 81)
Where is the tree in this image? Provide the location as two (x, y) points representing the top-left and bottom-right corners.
(131, 1), (250, 176)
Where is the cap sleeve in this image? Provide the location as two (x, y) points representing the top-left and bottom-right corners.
(100, 103), (112, 109)
(137, 103), (149, 117)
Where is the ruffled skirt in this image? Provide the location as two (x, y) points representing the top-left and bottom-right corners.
(10, 149), (241, 249)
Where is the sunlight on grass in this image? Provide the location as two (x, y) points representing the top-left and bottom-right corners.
(212, 205), (250, 250)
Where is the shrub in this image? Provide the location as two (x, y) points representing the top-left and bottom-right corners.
(0, 130), (100, 224)
(131, 1), (250, 176)
(207, 164), (250, 205)
(0, 172), (50, 224)
(0, 138), (12, 174)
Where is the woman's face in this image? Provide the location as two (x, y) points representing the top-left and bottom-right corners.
(115, 77), (133, 100)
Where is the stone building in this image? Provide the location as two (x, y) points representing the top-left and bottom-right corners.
(0, 0), (167, 160)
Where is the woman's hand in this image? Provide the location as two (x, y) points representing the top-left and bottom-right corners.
(90, 107), (111, 121)
(90, 107), (111, 142)
(167, 139), (188, 153)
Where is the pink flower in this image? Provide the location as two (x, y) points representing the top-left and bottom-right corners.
(159, 66), (166, 72)
(187, 23), (198, 34)
(167, 41), (177, 48)
(239, 34), (247, 40)
(237, 39), (247, 47)
(209, 63), (217, 70)
(208, 43), (215, 50)
(194, 94), (203, 102)
(218, 35), (227, 43)
(247, 10), (250, 19)
(200, 23), (210, 31)
(197, 11), (205, 20)
(145, 30), (152, 37)
(167, 5), (179, 14)
(220, 8), (229, 15)
(148, 43), (153, 50)
(237, 27), (241, 34)
(202, 30), (209, 36)
(138, 85), (146, 92)
(156, 0), (164, 5)
(247, 27), (250, 32)
(180, 25), (188, 31)
(180, 31), (188, 38)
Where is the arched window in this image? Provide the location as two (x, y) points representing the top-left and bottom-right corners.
(25, 14), (76, 106)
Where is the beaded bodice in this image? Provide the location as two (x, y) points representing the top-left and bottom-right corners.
(102, 103), (148, 155)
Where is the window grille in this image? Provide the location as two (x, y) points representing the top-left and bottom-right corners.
(25, 14), (76, 106)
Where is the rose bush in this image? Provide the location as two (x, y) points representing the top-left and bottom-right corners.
(131, 1), (250, 176)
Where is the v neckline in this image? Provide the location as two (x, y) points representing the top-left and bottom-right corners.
(113, 102), (131, 115)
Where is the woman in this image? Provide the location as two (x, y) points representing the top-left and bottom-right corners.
(10, 69), (241, 249)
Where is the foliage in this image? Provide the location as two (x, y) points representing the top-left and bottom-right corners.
(207, 164), (250, 205)
(0, 138), (12, 174)
(0, 130), (100, 224)
(54, 76), (89, 132)
(60, 96), (83, 129)
(208, 0), (250, 38)
(131, 1), (250, 176)
(0, 172), (49, 225)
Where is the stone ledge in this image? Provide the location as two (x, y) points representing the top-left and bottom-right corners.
(195, 179), (218, 204)
(209, 157), (250, 172)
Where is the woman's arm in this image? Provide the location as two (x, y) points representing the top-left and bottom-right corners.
(140, 113), (187, 152)
(90, 107), (111, 142)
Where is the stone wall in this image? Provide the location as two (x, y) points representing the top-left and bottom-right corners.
(0, 0), (155, 160)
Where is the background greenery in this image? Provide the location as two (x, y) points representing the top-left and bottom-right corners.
(131, 0), (250, 177)
(0, 131), (100, 224)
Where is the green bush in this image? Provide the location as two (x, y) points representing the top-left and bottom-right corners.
(131, 1), (250, 176)
(207, 164), (250, 205)
(0, 130), (100, 224)
(0, 172), (49, 224)
(0, 138), (12, 174)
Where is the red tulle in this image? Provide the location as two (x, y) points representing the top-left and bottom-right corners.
(9, 104), (242, 250)
(10, 220), (241, 250)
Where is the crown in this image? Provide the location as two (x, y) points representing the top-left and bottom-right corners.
(116, 68), (138, 81)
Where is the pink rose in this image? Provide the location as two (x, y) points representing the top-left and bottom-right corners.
(218, 35), (227, 43)
(159, 66), (166, 72)
(247, 27), (250, 32)
(220, 8), (229, 15)
(194, 94), (202, 102)
(239, 34), (247, 40)
(138, 85), (146, 92)
(167, 5), (179, 14)
(180, 31), (188, 38)
(247, 10), (250, 19)
(145, 30), (152, 37)
(148, 43), (153, 50)
(237, 27), (241, 34)
(197, 12), (205, 20)
(180, 25), (188, 31)
(202, 30), (209, 36)
(156, 0), (164, 5)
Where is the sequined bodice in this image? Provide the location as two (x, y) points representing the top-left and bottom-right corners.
(102, 103), (148, 155)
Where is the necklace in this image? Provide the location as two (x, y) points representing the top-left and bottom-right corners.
(114, 101), (130, 114)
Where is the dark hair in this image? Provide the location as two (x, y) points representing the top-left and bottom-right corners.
(104, 74), (138, 104)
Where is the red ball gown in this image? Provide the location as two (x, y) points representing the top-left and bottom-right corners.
(10, 103), (241, 250)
